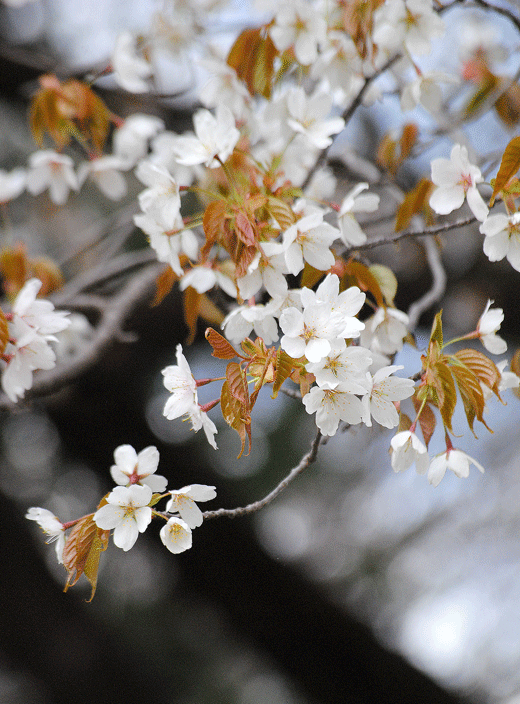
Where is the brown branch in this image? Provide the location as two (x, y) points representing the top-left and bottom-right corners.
(353, 215), (476, 252)
(202, 429), (322, 520)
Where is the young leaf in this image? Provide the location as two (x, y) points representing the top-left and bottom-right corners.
(226, 361), (249, 405)
(202, 199), (228, 260)
(452, 348), (501, 400)
(344, 260), (383, 307)
(449, 361), (488, 435)
(429, 310), (443, 348)
(266, 196), (295, 230)
(368, 265), (398, 306)
(272, 349), (297, 398)
(394, 178), (433, 232)
(491, 135), (520, 206)
(220, 379), (251, 458)
(0, 307), (8, 356)
(205, 327), (238, 359)
(432, 361), (457, 432)
(152, 266), (178, 307)
(62, 515), (109, 601)
(412, 395), (436, 449)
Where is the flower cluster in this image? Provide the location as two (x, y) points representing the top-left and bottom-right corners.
(0, 278), (71, 402)
(26, 444), (216, 569)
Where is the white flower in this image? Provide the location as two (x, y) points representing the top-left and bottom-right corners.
(270, 1), (327, 65)
(303, 383), (364, 435)
(262, 203), (338, 275)
(134, 210), (197, 277)
(162, 344), (218, 449)
(427, 449), (485, 487)
(480, 211), (520, 272)
(25, 507), (65, 563)
(286, 88), (345, 150)
(400, 71), (460, 113)
(93, 485), (153, 551)
(113, 114), (164, 166)
(361, 365), (415, 429)
(166, 484), (216, 528)
(135, 161), (181, 230)
(390, 430), (429, 474)
(373, 0), (445, 57)
(0, 167), (25, 203)
(199, 57), (250, 119)
(1, 319), (56, 402)
(237, 250), (288, 300)
(222, 301), (280, 345)
(279, 304), (345, 363)
(26, 151), (78, 205)
(305, 342), (372, 392)
(112, 31), (153, 93)
(429, 144), (488, 222)
(160, 517), (192, 554)
(360, 307), (409, 356)
(476, 300), (507, 354)
(180, 265), (237, 299)
(302, 274), (366, 340)
(13, 278), (70, 336)
(173, 105), (240, 168)
(54, 313), (94, 361)
(110, 444), (167, 493)
(78, 156), (129, 200)
(337, 183), (380, 247)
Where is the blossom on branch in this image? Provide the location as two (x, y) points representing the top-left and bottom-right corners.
(166, 484), (216, 528)
(480, 211), (520, 272)
(172, 105), (240, 168)
(110, 444), (168, 493)
(25, 507), (65, 563)
(390, 430), (429, 475)
(429, 144), (488, 222)
(93, 485), (153, 551)
(476, 300), (507, 355)
(26, 151), (78, 205)
(361, 365), (415, 429)
(427, 449), (485, 487)
(160, 517), (192, 554)
(162, 344), (218, 449)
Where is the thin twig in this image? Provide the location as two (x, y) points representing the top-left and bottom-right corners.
(202, 429), (322, 520)
(353, 215), (476, 252)
(407, 236), (448, 330)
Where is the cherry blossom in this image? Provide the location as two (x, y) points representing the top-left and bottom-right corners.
(279, 303), (345, 363)
(429, 144), (488, 222)
(390, 430), (429, 475)
(180, 265), (237, 299)
(162, 344), (218, 449)
(77, 156), (129, 201)
(13, 278), (70, 336)
(476, 300), (507, 354)
(26, 151), (78, 205)
(111, 31), (153, 93)
(135, 161), (181, 230)
(113, 114), (165, 166)
(172, 105), (240, 168)
(301, 274), (366, 341)
(286, 88), (345, 150)
(480, 211), (520, 272)
(270, 2), (327, 66)
(166, 484), (216, 528)
(305, 342), (372, 393)
(110, 444), (167, 493)
(361, 365), (415, 429)
(337, 183), (380, 247)
(427, 449), (485, 487)
(373, 0), (445, 57)
(303, 383), (364, 436)
(93, 485), (153, 551)
(160, 517), (192, 554)
(360, 307), (409, 357)
(400, 70), (460, 113)
(1, 319), (56, 402)
(0, 167), (25, 203)
(25, 507), (65, 563)
(222, 301), (280, 346)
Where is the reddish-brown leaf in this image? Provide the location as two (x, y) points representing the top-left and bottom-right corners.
(491, 135), (520, 206)
(220, 379), (251, 458)
(152, 266), (178, 307)
(235, 211), (256, 246)
(432, 361), (456, 432)
(344, 260), (383, 307)
(202, 199), (228, 260)
(400, 123), (418, 161)
(205, 327), (238, 359)
(226, 361), (249, 405)
(63, 515), (109, 601)
(272, 349), (296, 398)
(183, 286), (201, 345)
(395, 178), (434, 232)
(452, 348), (501, 399)
(0, 307), (9, 356)
(412, 395), (436, 449)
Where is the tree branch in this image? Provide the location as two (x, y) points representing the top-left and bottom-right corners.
(353, 215), (476, 252)
(202, 429), (322, 520)
(407, 236), (448, 330)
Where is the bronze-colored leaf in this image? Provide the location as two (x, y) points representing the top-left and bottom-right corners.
(452, 348), (501, 399)
(0, 307), (9, 356)
(432, 361), (456, 432)
(266, 196), (295, 231)
(63, 515), (109, 601)
(205, 327), (238, 359)
(491, 135), (520, 206)
(272, 349), (296, 398)
(182, 286), (201, 345)
(395, 178), (433, 232)
(368, 264), (398, 306)
(220, 379), (251, 458)
(202, 199), (228, 260)
(449, 362), (489, 435)
(412, 396), (436, 449)
(226, 361), (249, 405)
(429, 310), (443, 349)
(344, 260), (383, 307)
(152, 266), (177, 307)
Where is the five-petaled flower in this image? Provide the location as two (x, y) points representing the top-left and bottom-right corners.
(428, 449), (485, 487)
(166, 484), (217, 528)
(94, 485), (153, 551)
(110, 444), (168, 493)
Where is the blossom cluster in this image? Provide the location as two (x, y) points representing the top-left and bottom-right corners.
(0, 278), (71, 402)
(26, 444), (216, 565)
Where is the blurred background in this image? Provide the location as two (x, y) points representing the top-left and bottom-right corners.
(1, 1), (520, 703)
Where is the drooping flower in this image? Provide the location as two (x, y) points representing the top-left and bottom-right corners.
(77, 156), (129, 201)
(427, 449), (485, 487)
(361, 365), (415, 429)
(480, 211), (520, 272)
(110, 444), (167, 493)
(429, 144), (488, 222)
(337, 183), (380, 247)
(476, 300), (507, 355)
(160, 517), (192, 554)
(93, 485), (153, 551)
(0, 167), (26, 203)
(390, 430), (429, 475)
(25, 507), (65, 563)
(165, 484), (216, 528)
(162, 344), (218, 449)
